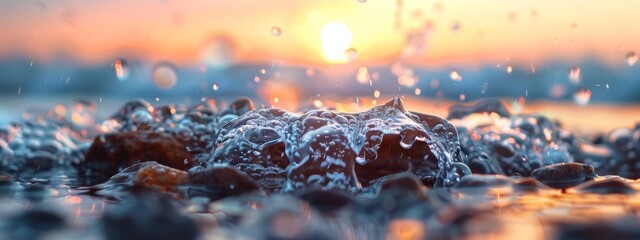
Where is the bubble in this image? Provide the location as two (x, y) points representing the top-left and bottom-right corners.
(254, 76), (261, 83)
(271, 26), (282, 37)
(626, 51), (638, 66)
(345, 48), (358, 61)
(373, 90), (380, 98)
(356, 67), (370, 84)
(449, 71), (462, 81)
(449, 21), (461, 32)
(574, 88), (592, 106)
(213, 83), (219, 91)
(459, 94), (466, 101)
(151, 63), (177, 89)
(506, 65), (512, 74)
(568, 66), (581, 84)
(114, 59), (129, 81)
(414, 88), (421, 95)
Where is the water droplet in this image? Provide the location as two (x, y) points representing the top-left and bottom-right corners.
(313, 100), (324, 108)
(506, 65), (512, 73)
(273, 97), (279, 103)
(459, 94), (466, 101)
(397, 75), (417, 87)
(358, 0), (367, 3)
(254, 76), (261, 83)
(114, 59), (129, 81)
(373, 90), (380, 98)
(510, 97), (526, 114)
(271, 26), (282, 37)
(356, 67), (370, 84)
(213, 83), (219, 91)
(626, 51), (638, 66)
(568, 66), (581, 84)
(260, 68), (267, 74)
(449, 21), (461, 32)
(345, 48), (358, 61)
(414, 88), (421, 95)
(449, 71), (462, 81)
(574, 88), (592, 106)
(151, 63), (177, 89)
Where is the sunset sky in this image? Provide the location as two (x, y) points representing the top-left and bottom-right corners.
(1, 0), (639, 67)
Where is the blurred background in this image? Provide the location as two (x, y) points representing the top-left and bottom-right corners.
(1, 0), (639, 131)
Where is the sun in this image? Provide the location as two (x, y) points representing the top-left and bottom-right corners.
(321, 21), (353, 64)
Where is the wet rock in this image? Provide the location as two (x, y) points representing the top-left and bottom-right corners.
(84, 130), (196, 178)
(555, 216), (640, 240)
(101, 193), (200, 240)
(210, 97), (466, 191)
(379, 172), (425, 193)
(513, 177), (553, 193)
(297, 189), (356, 213)
(109, 99), (155, 125)
(5, 205), (67, 239)
(242, 197), (334, 240)
(448, 98), (511, 119)
(454, 174), (513, 190)
(530, 163), (596, 189)
(188, 165), (261, 200)
(96, 162), (188, 199)
(0, 120), (84, 176)
(570, 176), (636, 195)
(220, 97), (256, 116)
(286, 126), (360, 192)
(452, 100), (575, 177)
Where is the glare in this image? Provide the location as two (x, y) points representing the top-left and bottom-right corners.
(321, 21), (353, 64)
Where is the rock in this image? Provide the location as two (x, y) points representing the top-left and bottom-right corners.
(530, 163), (596, 189)
(101, 193), (200, 240)
(188, 165), (262, 200)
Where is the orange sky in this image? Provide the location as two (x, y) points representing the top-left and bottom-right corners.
(1, 0), (639, 67)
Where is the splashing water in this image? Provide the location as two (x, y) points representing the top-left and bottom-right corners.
(114, 59), (129, 81)
(574, 88), (592, 106)
(568, 66), (581, 84)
